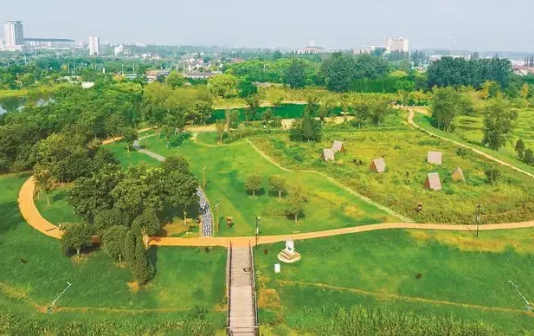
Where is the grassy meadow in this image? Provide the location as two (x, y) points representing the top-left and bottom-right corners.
(0, 173), (226, 333)
(413, 109), (534, 176)
(255, 230), (534, 334)
(139, 134), (397, 237)
(251, 128), (534, 224)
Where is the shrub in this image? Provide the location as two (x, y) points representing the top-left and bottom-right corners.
(484, 168), (501, 185)
(456, 147), (469, 158)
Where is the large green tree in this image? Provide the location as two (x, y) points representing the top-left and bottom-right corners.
(103, 225), (129, 261)
(61, 223), (93, 258)
(430, 87), (472, 131)
(94, 208), (127, 233)
(320, 52), (356, 92)
(33, 164), (53, 205)
(208, 74), (238, 98)
(482, 98), (518, 150)
(165, 71), (186, 88)
(124, 223), (154, 285)
(68, 164), (123, 221)
(132, 208), (161, 245)
(111, 165), (167, 220)
(285, 186), (308, 222)
(284, 59), (307, 89)
(269, 175), (287, 199)
(245, 174), (263, 197)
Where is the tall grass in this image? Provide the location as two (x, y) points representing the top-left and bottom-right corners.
(287, 306), (494, 335)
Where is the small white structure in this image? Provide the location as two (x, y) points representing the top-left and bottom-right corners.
(452, 167), (465, 182)
(277, 239), (301, 263)
(132, 140), (141, 150)
(322, 148), (335, 162)
(332, 140), (345, 153)
(370, 158), (386, 173)
(274, 263), (281, 273)
(424, 172), (442, 191)
(81, 82), (95, 89)
(427, 151), (443, 165)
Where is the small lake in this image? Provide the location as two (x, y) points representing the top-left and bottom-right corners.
(0, 96), (54, 115)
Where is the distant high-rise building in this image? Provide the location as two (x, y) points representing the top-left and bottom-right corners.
(383, 37), (409, 53)
(114, 44), (124, 56)
(4, 21), (24, 51)
(89, 36), (100, 56)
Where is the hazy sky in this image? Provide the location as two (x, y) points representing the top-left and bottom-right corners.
(2, 0), (533, 50)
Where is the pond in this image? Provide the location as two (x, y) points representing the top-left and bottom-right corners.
(0, 96), (54, 115)
(210, 103), (343, 122)
(0, 96), (26, 114)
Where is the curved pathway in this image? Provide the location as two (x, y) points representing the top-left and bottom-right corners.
(407, 109), (534, 179)
(17, 115), (534, 247)
(18, 176), (63, 239)
(19, 173), (534, 247)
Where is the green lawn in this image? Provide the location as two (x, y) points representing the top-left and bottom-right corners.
(139, 134), (396, 237)
(414, 111), (534, 176)
(107, 141), (160, 169)
(0, 174), (226, 332)
(35, 187), (83, 224)
(255, 230), (534, 334)
(251, 128), (534, 224)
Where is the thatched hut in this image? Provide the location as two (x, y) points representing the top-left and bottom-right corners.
(332, 140), (345, 153)
(322, 148), (335, 162)
(370, 158), (386, 173)
(427, 151), (443, 165)
(424, 172), (442, 191)
(452, 167), (465, 182)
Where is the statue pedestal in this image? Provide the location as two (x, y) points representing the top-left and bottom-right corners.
(277, 249), (301, 263)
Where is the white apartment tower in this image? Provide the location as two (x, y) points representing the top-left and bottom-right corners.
(4, 21), (24, 51)
(89, 36), (100, 56)
(383, 38), (409, 53)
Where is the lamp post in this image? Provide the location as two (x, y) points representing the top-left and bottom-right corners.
(201, 167), (207, 190)
(255, 217), (261, 249)
(215, 203), (220, 235)
(476, 204), (481, 238)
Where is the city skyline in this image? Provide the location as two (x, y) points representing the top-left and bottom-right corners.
(1, 0), (534, 51)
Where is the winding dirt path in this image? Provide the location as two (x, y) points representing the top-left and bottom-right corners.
(17, 112), (534, 247)
(18, 176), (63, 239)
(407, 109), (534, 179)
(19, 172), (534, 247)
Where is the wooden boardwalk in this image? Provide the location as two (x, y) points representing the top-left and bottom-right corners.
(227, 244), (258, 335)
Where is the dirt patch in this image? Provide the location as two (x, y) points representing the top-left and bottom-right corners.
(127, 281), (140, 292)
(161, 222), (191, 237)
(0, 282), (30, 301)
(408, 230), (534, 253)
(114, 261), (128, 269)
(214, 303), (228, 312)
(257, 276), (282, 314)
